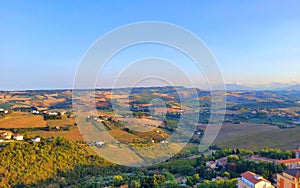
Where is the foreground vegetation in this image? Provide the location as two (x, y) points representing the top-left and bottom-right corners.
(0, 137), (291, 187)
(0, 88), (299, 187)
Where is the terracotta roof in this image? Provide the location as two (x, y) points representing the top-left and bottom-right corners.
(250, 155), (277, 163)
(241, 171), (270, 184)
(277, 158), (300, 164)
(216, 157), (228, 163)
(283, 169), (300, 178)
(207, 161), (215, 165)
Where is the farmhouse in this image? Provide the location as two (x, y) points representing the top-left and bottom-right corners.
(13, 134), (23, 141)
(44, 111), (61, 120)
(0, 109), (8, 116)
(32, 137), (41, 142)
(95, 141), (105, 147)
(32, 110), (40, 115)
(238, 171), (274, 188)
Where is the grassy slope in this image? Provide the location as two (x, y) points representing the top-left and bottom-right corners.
(0, 112), (46, 128)
(214, 123), (300, 150)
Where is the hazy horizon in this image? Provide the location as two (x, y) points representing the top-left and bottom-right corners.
(1, 1), (300, 90)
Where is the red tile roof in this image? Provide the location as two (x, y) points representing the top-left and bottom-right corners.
(249, 155), (277, 163)
(277, 158), (300, 164)
(241, 171), (270, 184)
(207, 161), (215, 165)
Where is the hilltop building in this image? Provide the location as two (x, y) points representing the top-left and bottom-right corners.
(277, 169), (300, 188)
(238, 171), (274, 188)
(277, 158), (300, 169)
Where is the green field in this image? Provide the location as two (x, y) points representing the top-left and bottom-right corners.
(214, 123), (300, 150)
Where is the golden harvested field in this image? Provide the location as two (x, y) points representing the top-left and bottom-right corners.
(134, 129), (169, 140)
(0, 112), (46, 128)
(154, 107), (182, 113)
(108, 129), (142, 143)
(25, 127), (84, 141)
(95, 145), (145, 165)
(154, 93), (175, 99)
(278, 107), (300, 113)
(118, 117), (162, 126)
(46, 115), (76, 127)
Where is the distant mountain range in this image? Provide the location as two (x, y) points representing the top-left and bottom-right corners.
(221, 84), (300, 91)
(2, 84), (300, 92)
(273, 84), (300, 91)
(225, 84), (252, 91)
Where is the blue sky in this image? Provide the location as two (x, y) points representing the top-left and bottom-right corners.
(1, 1), (300, 90)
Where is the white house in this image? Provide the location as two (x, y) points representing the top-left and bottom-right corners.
(32, 110), (40, 114)
(13, 134), (23, 141)
(32, 137), (41, 142)
(0, 109), (8, 114)
(95, 141), (105, 147)
(48, 112), (58, 116)
(160, 140), (168, 144)
(238, 171), (274, 188)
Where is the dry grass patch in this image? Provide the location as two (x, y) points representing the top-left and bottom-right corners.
(46, 115), (75, 127)
(0, 112), (46, 128)
(25, 127), (84, 141)
(108, 129), (142, 143)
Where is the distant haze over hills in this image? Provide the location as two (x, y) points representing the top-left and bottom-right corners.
(273, 84), (300, 91)
(1, 84), (300, 92)
(207, 83), (300, 91)
(224, 84), (252, 91)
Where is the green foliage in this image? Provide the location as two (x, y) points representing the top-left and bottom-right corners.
(0, 137), (290, 187)
(226, 158), (285, 179)
(0, 137), (113, 187)
(197, 178), (237, 188)
(255, 148), (294, 159)
(113, 175), (123, 187)
(214, 148), (253, 159)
